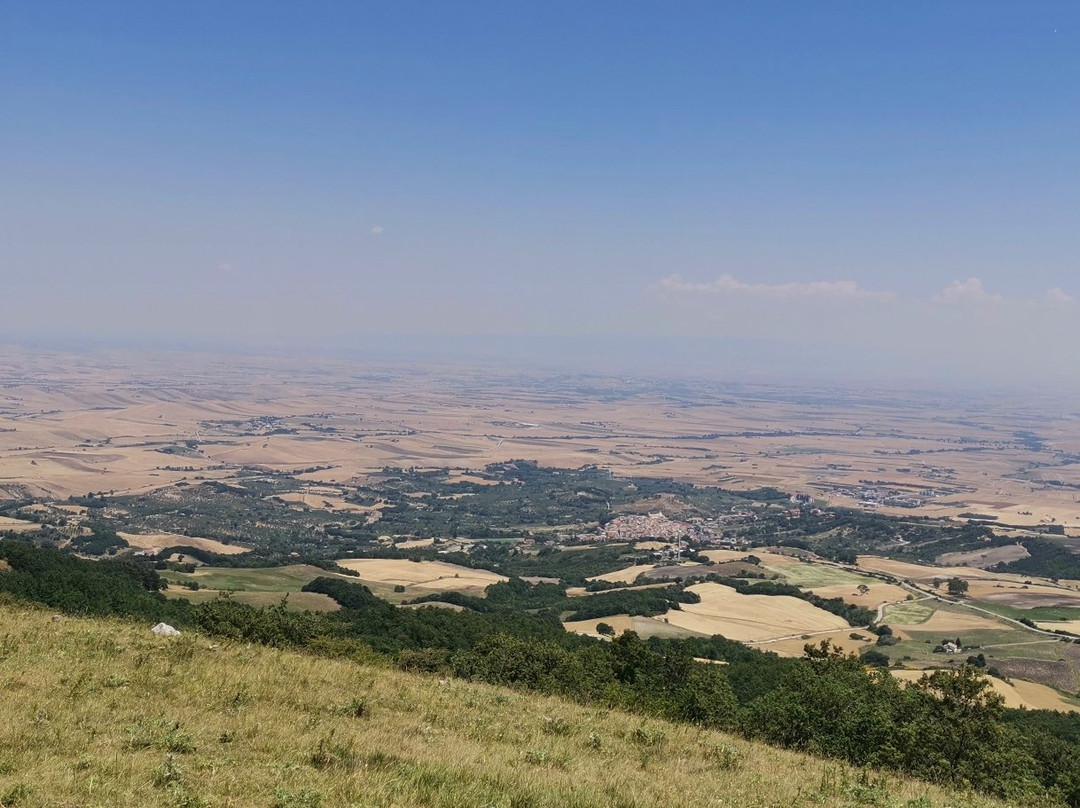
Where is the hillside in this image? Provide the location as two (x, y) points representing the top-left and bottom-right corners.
(0, 599), (1015, 808)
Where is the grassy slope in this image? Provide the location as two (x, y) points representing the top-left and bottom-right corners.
(0, 599), (1015, 808)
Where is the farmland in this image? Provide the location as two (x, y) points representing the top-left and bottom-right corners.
(159, 564), (352, 611)
(7, 347), (1080, 733)
(0, 600), (1018, 808)
(334, 558), (508, 597)
(4, 347), (1080, 535)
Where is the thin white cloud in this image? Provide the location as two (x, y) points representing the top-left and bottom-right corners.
(371, 225), (384, 236)
(931, 277), (1003, 306)
(657, 273), (895, 301)
(1046, 287), (1076, 305)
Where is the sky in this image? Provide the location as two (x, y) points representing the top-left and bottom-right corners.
(2, 2), (1079, 386)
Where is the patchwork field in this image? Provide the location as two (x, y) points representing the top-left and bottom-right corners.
(0, 516), (40, 533)
(659, 582), (851, 642)
(334, 558), (508, 595)
(936, 545), (1030, 568)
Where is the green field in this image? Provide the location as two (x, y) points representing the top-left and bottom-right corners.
(0, 601), (1013, 808)
(764, 562), (868, 588)
(882, 601), (936, 625)
(889, 625), (1069, 665)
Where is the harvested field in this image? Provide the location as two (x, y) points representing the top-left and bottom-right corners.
(965, 580), (1080, 609)
(701, 549), (802, 568)
(764, 628), (874, 658)
(587, 563), (657, 585)
(659, 582), (850, 642)
(855, 556), (999, 583)
(1036, 619), (1080, 634)
(395, 538), (435, 549)
(0, 516), (40, 533)
(335, 558), (508, 594)
(937, 545), (1029, 568)
(4, 347), (1080, 534)
(118, 531), (251, 556)
(562, 613), (697, 639)
(891, 669), (1080, 713)
(275, 492), (380, 513)
(765, 561), (866, 588)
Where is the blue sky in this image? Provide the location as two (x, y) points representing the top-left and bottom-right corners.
(2, 2), (1079, 383)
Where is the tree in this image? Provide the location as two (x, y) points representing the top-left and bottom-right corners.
(595, 622), (615, 637)
(946, 578), (969, 598)
(860, 648), (890, 667)
(856, 584), (870, 596)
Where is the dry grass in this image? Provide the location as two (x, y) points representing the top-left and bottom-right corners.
(586, 564), (657, 585)
(0, 599), (1014, 808)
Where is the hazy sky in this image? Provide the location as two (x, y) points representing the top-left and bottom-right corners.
(3, 2), (1079, 384)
